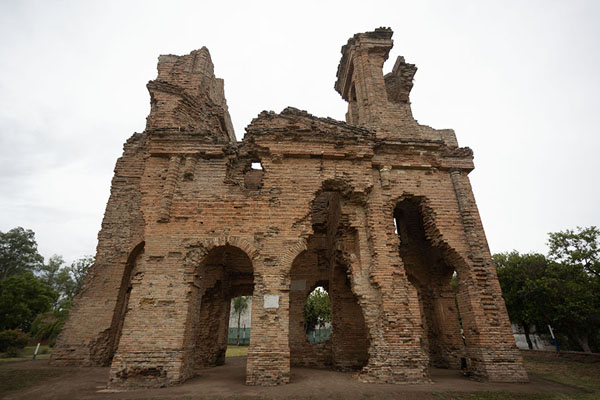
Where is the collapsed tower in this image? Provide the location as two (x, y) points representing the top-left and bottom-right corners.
(52, 28), (528, 387)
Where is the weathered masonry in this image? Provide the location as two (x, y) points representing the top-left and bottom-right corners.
(52, 28), (528, 387)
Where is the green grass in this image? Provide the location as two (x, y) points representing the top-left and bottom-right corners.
(226, 345), (248, 357)
(0, 345), (51, 362)
(523, 359), (600, 392)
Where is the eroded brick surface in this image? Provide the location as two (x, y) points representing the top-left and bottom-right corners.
(51, 27), (528, 388)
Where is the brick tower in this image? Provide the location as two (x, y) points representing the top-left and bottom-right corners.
(52, 28), (528, 388)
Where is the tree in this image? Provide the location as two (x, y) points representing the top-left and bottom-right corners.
(548, 226), (600, 278)
(0, 272), (57, 331)
(39, 254), (65, 290)
(304, 286), (331, 338)
(0, 227), (44, 280)
(39, 255), (93, 309)
(494, 251), (548, 349)
(64, 255), (93, 299)
(232, 296), (250, 345)
(546, 226), (600, 352)
(541, 261), (599, 352)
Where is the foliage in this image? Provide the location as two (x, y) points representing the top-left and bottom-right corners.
(0, 330), (28, 352)
(548, 226), (600, 278)
(304, 286), (331, 333)
(545, 226), (600, 352)
(232, 296), (250, 345)
(39, 255), (93, 308)
(493, 251), (548, 348)
(5, 347), (21, 358)
(29, 307), (70, 341)
(0, 272), (57, 331)
(232, 296), (250, 317)
(0, 227), (44, 280)
(494, 226), (600, 352)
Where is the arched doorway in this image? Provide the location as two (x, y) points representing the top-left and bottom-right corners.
(191, 245), (254, 376)
(289, 190), (369, 372)
(393, 198), (465, 369)
(108, 241), (145, 364)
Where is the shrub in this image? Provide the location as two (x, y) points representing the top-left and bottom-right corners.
(5, 346), (22, 358)
(0, 330), (28, 352)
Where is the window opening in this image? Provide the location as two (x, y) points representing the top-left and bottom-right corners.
(305, 286), (332, 343)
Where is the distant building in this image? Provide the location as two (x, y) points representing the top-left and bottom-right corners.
(511, 324), (555, 351)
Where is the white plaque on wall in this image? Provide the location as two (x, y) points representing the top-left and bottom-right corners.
(263, 295), (280, 309)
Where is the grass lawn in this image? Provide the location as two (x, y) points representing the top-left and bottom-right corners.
(523, 359), (600, 393)
(226, 345), (248, 357)
(0, 345), (51, 362)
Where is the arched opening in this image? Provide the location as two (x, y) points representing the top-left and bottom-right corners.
(305, 286), (331, 343)
(393, 198), (465, 369)
(108, 241), (145, 364)
(289, 188), (370, 372)
(191, 245), (254, 378)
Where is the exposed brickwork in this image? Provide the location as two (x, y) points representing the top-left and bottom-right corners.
(51, 28), (528, 388)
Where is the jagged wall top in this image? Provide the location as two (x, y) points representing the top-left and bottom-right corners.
(145, 47), (236, 143)
(335, 27), (394, 98)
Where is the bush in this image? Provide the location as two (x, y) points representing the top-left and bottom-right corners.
(0, 330), (28, 352)
(5, 346), (22, 358)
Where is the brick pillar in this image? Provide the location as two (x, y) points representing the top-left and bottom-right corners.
(108, 252), (194, 388)
(245, 250), (290, 385)
(450, 170), (528, 382)
(354, 194), (429, 383)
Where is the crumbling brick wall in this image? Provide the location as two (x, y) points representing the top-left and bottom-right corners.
(52, 28), (528, 388)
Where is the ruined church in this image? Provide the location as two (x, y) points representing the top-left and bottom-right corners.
(52, 28), (528, 387)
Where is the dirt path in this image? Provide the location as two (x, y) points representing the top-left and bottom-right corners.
(1, 357), (584, 400)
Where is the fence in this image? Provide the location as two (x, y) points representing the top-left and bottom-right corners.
(227, 327), (332, 345)
(228, 328), (251, 345)
(307, 327), (331, 343)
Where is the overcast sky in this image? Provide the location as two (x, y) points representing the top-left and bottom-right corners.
(1, 0), (598, 264)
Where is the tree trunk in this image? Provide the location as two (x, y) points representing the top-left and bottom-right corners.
(577, 334), (592, 353)
(237, 312), (241, 346)
(524, 324), (533, 350)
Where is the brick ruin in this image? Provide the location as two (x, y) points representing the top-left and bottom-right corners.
(51, 28), (528, 387)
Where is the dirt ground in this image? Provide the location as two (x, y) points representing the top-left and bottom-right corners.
(0, 357), (585, 400)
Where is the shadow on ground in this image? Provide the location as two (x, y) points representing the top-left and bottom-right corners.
(0, 356), (592, 400)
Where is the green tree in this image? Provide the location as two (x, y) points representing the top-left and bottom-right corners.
(545, 226), (600, 352)
(494, 251), (548, 349)
(0, 272), (57, 331)
(304, 286), (331, 337)
(29, 306), (71, 341)
(548, 226), (600, 278)
(39, 254), (65, 291)
(0, 227), (44, 280)
(232, 296), (250, 345)
(541, 261), (598, 352)
(63, 256), (93, 300)
(39, 255), (93, 309)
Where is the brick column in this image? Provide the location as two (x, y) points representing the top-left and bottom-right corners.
(450, 170), (528, 382)
(245, 245), (290, 385)
(108, 251), (194, 388)
(353, 193), (429, 383)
